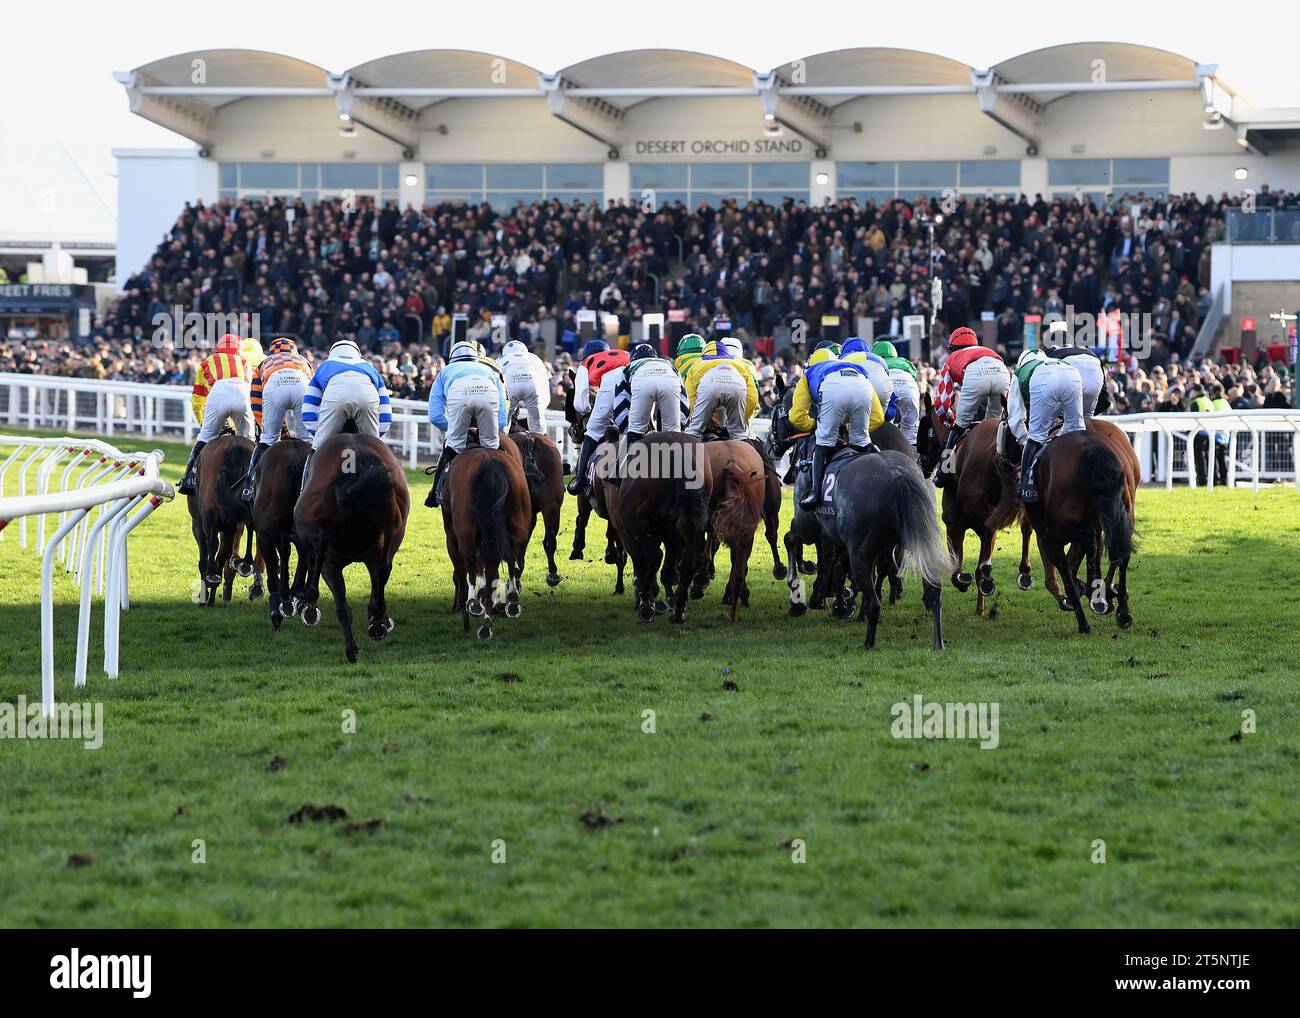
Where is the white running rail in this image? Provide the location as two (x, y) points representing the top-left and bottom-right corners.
(0, 434), (175, 717)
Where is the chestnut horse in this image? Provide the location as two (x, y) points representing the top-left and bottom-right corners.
(507, 430), (565, 588)
(917, 391), (1017, 616)
(187, 434), (264, 606)
(441, 444), (532, 640)
(606, 432), (714, 624)
(293, 434), (410, 661)
(251, 436), (309, 629)
(696, 440), (766, 621)
(1021, 429), (1134, 634)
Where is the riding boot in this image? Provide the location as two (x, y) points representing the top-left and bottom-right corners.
(800, 444), (832, 510)
(178, 441), (206, 495)
(934, 425), (966, 488)
(300, 450), (314, 493)
(1018, 439), (1044, 503)
(241, 443), (266, 503)
(566, 436), (601, 496)
(611, 431), (643, 488)
(425, 445), (457, 508)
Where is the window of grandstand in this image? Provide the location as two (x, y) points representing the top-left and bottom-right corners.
(629, 163), (810, 207)
(836, 160), (1020, 201)
(219, 162), (400, 205)
(1048, 158), (1170, 202)
(424, 163), (603, 210)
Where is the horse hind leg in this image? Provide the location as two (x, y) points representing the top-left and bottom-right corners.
(765, 492), (786, 580)
(366, 556), (394, 641)
(1115, 558), (1133, 630)
(1017, 518), (1035, 590)
(947, 521), (973, 593)
(975, 529), (997, 600)
(784, 530), (807, 617)
(570, 494), (591, 560)
(322, 558), (358, 662)
(543, 500), (562, 586)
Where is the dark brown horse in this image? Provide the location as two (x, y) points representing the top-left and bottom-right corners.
(251, 437), (310, 629)
(696, 440), (766, 621)
(441, 444), (532, 640)
(1016, 417), (1140, 611)
(187, 434), (264, 606)
(563, 385), (625, 571)
(606, 432), (714, 624)
(507, 430), (565, 588)
(292, 434), (410, 661)
(1021, 429), (1134, 634)
(917, 391), (1017, 616)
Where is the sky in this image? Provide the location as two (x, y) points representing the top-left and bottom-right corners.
(5, 0), (1296, 215)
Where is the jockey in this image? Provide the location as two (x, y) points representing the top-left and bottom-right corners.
(1044, 321), (1108, 416)
(179, 333), (254, 495)
(426, 340), (508, 507)
(301, 339), (392, 487)
(871, 340), (921, 444)
(240, 336), (266, 370)
(498, 339), (552, 434)
(789, 347), (884, 510)
(934, 326), (1010, 488)
(684, 339), (759, 441)
(242, 336), (312, 501)
(572, 339), (630, 418)
(840, 338), (896, 422)
(673, 334), (705, 377)
(1007, 347), (1085, 503)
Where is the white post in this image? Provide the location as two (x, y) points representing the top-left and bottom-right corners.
(41, 509), (88, 718)
(74, 495), (134, 688)
(104, 495), (162, 678)
(16, 444), (45, 547)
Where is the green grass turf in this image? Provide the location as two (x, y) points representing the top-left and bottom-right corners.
(1, 430), (1298, 928)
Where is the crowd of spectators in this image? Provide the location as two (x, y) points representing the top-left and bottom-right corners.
(3, 188), (1295, 415)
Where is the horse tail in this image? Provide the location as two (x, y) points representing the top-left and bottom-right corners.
(1081, 440), (1134, 562)
(667, 471), (711, 534)
(889, 465), (953, 586)
(334, 451), (395, 511)
(985, 455), (1023, 533)
(712, 457), (764, 548)
(213, 446), (250, 523)
(469, 457), (514, 565)
(517, 437), (546, 487)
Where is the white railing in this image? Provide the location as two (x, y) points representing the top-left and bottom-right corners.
(3, 372), (1299, 488)
(0, 372), (576, 468)
(0, 434), (175, 717)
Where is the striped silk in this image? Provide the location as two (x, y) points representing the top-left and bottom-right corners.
(191, 352), (252, 422)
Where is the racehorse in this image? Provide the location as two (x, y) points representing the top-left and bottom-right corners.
(695, 440), (766, 621)
(916, 391), (1017, 616)
(292, 434), (409, 661)
(832, 450), (952, 650)
(507, 430), (565, 588)
(1016, 418), (1140, 613)
(606, 432), (714, 624)
(251, 436), (309, 629)
(441, 444), (532, 640)
(187, 434), (264, 606)
(563, 384), (625, 572)
(1020, 429), (1134, 634)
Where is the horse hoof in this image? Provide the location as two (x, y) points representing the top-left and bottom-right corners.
(477, 623), (493, 641)
(721, 590), (732, 605)
(1017, 572), (1034, 591)
(789, 602), (807, 618)
(1117, 609), (1133, 630)
(689, 587), (706, 601)
(669, 612), (685, 624)
(637, 604), (656, 624)
(205, 573), (222, 586)
(467, 598), (485, 617)
(505, 602), (522, 620)
(1089, 596), (1109, 617)
(346, 644), (359, 663)
(1077, 621), (1091, 635)
(249, 582), (264, 601)
(772, 563), (787, 580)
(270, 612), (282, 631)
(385, 615), (395, 633)
(301, 605), (321, 627)
(604, 549), (619, 565)
(798, 561), (817, 576)
(952, 572), (973, 592)
(978, 577), (996, 597)
(1057, 596), (1073, 613)
(237, 562), (254, 578)
(568, 549), (584, 561)
(653, 600), (668, 615)
(546, 573), (561, 587)
(368, 621), (387, 641)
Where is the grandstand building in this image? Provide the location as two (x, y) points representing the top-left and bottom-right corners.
(113, 44), (1300, 276)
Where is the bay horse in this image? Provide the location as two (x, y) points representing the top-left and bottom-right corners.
(507, 430), (565, 588)
(917, 390), (1017, 616)
(187, 434), (264, 606)
(1016, 417), (1140, 611)
(251, 437), (310, 629)
(292, 434), (409, 661)
(833, 450), (952, 650)
(695, 440), (766, 621)
(1020, 429), (1134, 634)
(563, 383), (623, 568)
(441, 444), (532, 640)
(606, 432), (714, 624)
